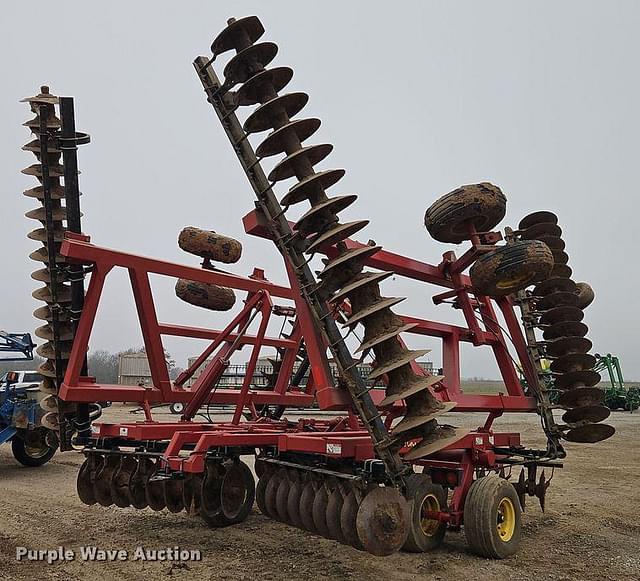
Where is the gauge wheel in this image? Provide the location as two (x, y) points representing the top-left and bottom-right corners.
(464, 474), (522, 559)
(470, 240), (554, 297)
(424, 183), (507, 244)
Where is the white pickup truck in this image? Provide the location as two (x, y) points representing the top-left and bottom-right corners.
(0, 370), (42, 391)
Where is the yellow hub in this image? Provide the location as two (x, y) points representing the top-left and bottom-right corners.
(496, 497), (516, 542)
(495, 272), (533, 290)
(419, 493), (441, 536)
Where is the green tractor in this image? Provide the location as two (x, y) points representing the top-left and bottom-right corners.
(595, 353), (639, 412)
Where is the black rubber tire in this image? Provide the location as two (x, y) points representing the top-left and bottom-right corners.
(403, 474), (448, 552)
(470, 240), (554, 297)
(11, 429), (56, 467)
(575, 282), (595, 309)
(424, 183), (507, 244)
(464, 475), (522, 559)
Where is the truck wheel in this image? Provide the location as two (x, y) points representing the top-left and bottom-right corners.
(11, 428), (56, 467)
(464, 475), (522, 559)
(403, 474), (448, 552)
(470, 240), (554, 297)
(424, 183), (506, 244)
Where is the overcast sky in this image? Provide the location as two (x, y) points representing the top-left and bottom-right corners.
(2, 1), (638, 380)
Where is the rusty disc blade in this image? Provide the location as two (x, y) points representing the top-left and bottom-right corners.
(257, 117), (321, 158)
(552, 249), (570, 265)
(550, 264), (573, 278)
(36, 341), (72, 360)
(540, 305), (584, 326)
(237, 66), (294, 106)
(312, 485), (331, 537)
(546, 336), (592, 358)
(146, 466), (167, 511)
(326, 487), (347, 543)
(29, 247), (64, 264)
(39, 394), (58, 413)
(129, 457), (152, 509)
(223, 42), (278, 86)
(32, 284), (72, 304)
(111, 456), (137, 508)
(355, 487), (409, 556)
(554, 369), (601, 391)
(403, 428), (470, 461)
(343, 296), (405, 328)
(77, 456), (98, 505)
(286, 476), (304, 528)
(164, 478), (184, 513)
(35, 323), (75, 342)
(255, 471), (272, 515)
(220, 460), (255, 522)
(521, 222), (562, 239)
(368, 348), (430, 381)
(244, 92), (309, 134)
(23, 185), (66, 200)
(392, 401), (457, 434)
(340, 489), (363, 550)
(356, 322), (418, 354)
(281, 168), (346, 205)
(543, 321), (589, 341)
(564, 423), (615, 443)
(380, 375), (444, 406)
(575, 281), (595, 309)
(519, 211), (558, 230)
(28, 227), (66, 243)
(31, 267), (68, 283)
(38, 377), (58, 395)
(25, 206), (68, 221)
(331, 270), (393, 306)
(295, 194), (358, 236)
(562, 404), (610, 425)
(22, 163), (64, 178)
(550, 353), (596, 374)
(536, 291), (580, 311)
(94, 455), (119, 507)
(534, 277), (577, 296)
(264, 468), (285, 520)
(558, 386), (605, 408)
(210, 15), (265, 57)
(40, 411), (59, 430)
(299, 480), (318, 532)
(274, 471), (293, 523)
(268, 143), (334, 182)
(306, 220), (369, 254)
(33, 305), (71, 322)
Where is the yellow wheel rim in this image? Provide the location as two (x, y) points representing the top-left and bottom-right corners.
(495, 272), (533, 290)
(496, 497), (516, 542)
(419, 493), (441, 537)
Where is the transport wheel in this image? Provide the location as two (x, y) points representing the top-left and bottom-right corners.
(256, 468), (273, 516)
(146, 462), (167, 511)
(220, 459), (255, 523)
(299, 479), (319, 533)
(286, 472), (304, 528)
(264, 468), (286, 520)
(111, 456), (137, 508)
(164, 477), (185, 513)
(464, 475), (522, 559)
(77, 455), (98, 505)
(470, 240), (554, 297)
(94, 454), (119, 507)
(11, 428), (56, 467)
(200, 461), (231, 527)
(129, 457), (153, 509)
(424, 183), (507, 244)
(575, 282), (595, 309)
(340, 489), (364, 550)
(403, 474), (448, 552)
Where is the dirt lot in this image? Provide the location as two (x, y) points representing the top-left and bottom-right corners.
(0, 407), (638, 581)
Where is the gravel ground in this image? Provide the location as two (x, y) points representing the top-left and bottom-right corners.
(0, 406), (638, 581)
